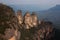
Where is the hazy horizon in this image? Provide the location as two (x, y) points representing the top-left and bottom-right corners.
(0, 0), (60, 11)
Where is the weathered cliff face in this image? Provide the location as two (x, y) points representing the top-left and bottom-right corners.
(23, 12), (33, 29)
(16, 11), (55, 40)
(0, 4), (21, 40)
(31, 12), (38, 27)
(20, 22), (55, 40)
(17, 10), (23, 25)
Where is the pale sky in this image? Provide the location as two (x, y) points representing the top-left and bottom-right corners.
(0, 0), (60, 5)
(0, 0), (60, 11)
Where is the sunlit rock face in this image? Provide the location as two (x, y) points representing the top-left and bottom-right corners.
(24, 12), (33, 29)
(31, 12), (38, 27)
(8, 36), (16, 40)
(17, 10), (23, 25)
(38, 20), (41, 25)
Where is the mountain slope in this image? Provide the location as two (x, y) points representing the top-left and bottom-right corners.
(37, 5), (60, 29)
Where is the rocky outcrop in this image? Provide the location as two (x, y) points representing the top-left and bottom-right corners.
(16, 10), (55, 40)
(0, 3), (55, 40)
(0, 4), (21, 40)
